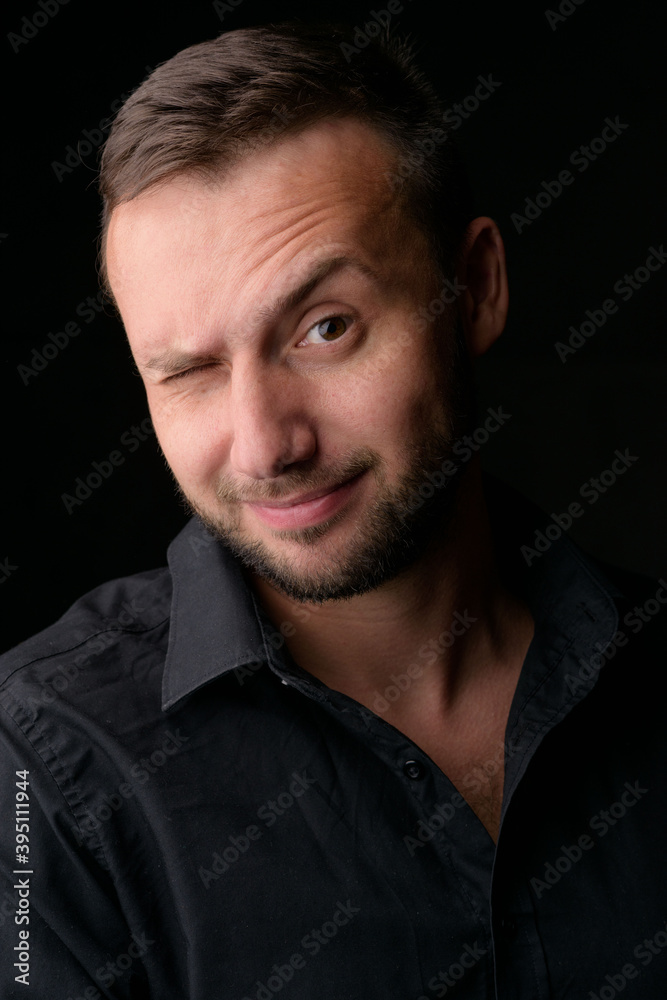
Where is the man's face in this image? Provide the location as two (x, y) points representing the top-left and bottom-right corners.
(106, 118), (472, 603)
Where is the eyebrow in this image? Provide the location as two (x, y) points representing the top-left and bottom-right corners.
(141, 254), (380, 378)
(256, 254), (379, 325)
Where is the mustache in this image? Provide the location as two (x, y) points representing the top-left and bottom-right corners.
(214, 449), (379, 504)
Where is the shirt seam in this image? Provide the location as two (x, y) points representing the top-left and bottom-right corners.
(0, 615), (171, 692)
(0, 694), (112, 871)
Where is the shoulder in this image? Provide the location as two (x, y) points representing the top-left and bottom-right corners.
(581, 558), (667, 721)
(591, 558), (667, 638)
(0, 565), (172, 720)
(0, 565), (175, 869)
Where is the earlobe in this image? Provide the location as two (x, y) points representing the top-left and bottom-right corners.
(456, 216), (509, 358)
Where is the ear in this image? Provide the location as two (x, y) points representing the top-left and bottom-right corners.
(456, 217), (509, 358)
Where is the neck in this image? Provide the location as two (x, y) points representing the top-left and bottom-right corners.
(249, 463), (534, 719)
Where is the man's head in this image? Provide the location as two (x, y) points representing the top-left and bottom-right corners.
(102, 23), (508, 604)
(99, 21), (473, 297)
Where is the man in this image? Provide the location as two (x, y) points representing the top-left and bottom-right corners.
(1, 21), (665, 1000)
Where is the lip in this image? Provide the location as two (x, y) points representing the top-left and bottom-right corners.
(246, 473), (365, 530)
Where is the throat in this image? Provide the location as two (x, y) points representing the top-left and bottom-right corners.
(382, 707), (509, 843)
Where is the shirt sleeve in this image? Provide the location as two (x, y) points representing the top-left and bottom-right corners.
(0, 697), (148, 1000)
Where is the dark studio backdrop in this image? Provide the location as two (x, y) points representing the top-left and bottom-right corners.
(3, 0), (666, 652)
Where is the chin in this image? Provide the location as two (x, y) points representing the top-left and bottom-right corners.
(187, 472), (463, 605)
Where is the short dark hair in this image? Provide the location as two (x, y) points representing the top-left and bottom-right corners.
(98, 20), (473, 295)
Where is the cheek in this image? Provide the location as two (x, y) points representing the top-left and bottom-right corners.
(341, 339), (443, 447)
(148, 394), (230, 489)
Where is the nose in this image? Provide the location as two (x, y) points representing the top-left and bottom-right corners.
(228, 363), (317, 479)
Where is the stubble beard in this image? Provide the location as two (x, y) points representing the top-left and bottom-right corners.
(173, 329), (475, 604)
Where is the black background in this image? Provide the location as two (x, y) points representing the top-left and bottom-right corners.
(3, 0), (666, 651)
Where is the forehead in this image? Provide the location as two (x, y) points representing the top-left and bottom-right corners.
(106, 118), (410, 287)
(104, 118), (439, 367)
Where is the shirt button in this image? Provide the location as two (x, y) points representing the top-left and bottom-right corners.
(499, 916), (518, 938)
(403, 759), (426, 780)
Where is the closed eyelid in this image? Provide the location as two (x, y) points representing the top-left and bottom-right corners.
(148, 307), (361, 383)
(165, 364), (214, 381)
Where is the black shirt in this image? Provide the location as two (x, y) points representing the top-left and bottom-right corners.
(1, 479), (666, 999)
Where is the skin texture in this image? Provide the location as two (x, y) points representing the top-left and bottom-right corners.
(107, 119), (468, 597)
(106, 118), (534, 840)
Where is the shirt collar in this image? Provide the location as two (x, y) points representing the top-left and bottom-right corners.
(484, 475), (621, 797)
(161, 478), (623, 712)
(161, 517), (268, 710)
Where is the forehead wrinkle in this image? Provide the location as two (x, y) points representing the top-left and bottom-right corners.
(264, 164), (394, 223)
(245, 173), (390, 228)
(227, 190), (377, 264)
(221, 185), (397, 302)
(140, 251), (381, 377)
(138, 189), (410, 368)
(113, 118), (423, 371)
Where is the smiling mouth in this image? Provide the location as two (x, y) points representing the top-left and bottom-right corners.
(245, 472), (366, 530)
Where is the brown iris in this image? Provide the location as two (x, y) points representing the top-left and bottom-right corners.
(316, 317), (347, 341)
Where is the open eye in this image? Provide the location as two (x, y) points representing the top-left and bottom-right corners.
(299, 315), (350, 346)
